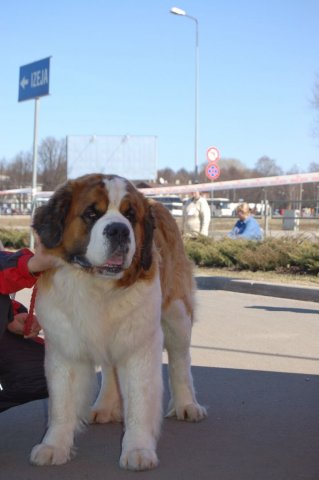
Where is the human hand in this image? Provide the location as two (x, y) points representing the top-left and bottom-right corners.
(7, 312), (42, 338)
(27, 232), (59, 274)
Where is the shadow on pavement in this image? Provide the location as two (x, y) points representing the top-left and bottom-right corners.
(196, 276), (319, 303)
(246, 305), (319, 314)
(0, 365), (319, 480)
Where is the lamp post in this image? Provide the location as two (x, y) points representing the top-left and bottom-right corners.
(170, 6), (199, 181)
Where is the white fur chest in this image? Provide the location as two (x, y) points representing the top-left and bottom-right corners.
(35, 265), (162, 366)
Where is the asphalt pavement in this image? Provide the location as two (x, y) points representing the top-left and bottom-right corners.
(1, 278), (319, 480)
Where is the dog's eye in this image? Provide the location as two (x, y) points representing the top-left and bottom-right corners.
(124, 207), (136, 224)
(81, 205), (100, 224)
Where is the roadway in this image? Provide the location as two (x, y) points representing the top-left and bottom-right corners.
(1, 286), (319, 479)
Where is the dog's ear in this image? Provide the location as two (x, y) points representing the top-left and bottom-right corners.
(141, 204), (155, 271)
(32, 184), (73, 249)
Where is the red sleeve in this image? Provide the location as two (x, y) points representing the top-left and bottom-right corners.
(0, 249), (38, 294)
(12, 299), (28, 316)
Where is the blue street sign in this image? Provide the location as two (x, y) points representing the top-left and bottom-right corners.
(18, 57), (51, 102)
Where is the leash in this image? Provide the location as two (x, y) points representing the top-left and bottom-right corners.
(23, 285), (45, 345)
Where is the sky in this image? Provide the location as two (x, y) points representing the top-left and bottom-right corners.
(1, 0), (318, 178)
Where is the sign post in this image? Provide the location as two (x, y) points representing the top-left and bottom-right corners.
(205, 145), (220, 181)
(18, 57), (51, 247)
(32, 98), (40, 211)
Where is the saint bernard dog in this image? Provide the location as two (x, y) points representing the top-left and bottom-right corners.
(30, 173), (206, 471)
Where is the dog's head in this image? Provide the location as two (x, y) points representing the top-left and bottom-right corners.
(32, 174), (155, 283)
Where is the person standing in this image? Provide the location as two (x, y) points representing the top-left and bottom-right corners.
(183, 191), (211, 236)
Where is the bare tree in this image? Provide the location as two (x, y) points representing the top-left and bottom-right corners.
(38, 137), (67, 190)
(0, 158), (11, 189)
(312, 75), (319, 137)
(175, 168), (192, 185)
(157, 168), (177, 184)
(6, 151), (33, 188)
(309, 162), (319, 173)
(253, 156), (283, 177)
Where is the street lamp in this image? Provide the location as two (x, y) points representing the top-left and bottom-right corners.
(170, 6), (199, 181)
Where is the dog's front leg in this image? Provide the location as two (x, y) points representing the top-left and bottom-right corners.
(30, 349), (79, 466)
(117, 341), (163, 471)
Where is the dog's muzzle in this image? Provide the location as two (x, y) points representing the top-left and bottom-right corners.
(70, 221), (132, 277)
(96, 222), (130, 275)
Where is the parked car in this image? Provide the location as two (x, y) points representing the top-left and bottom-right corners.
(207, 198), (233, 217)
(146, 195), (183, 216)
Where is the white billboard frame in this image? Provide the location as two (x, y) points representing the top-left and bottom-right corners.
(67, 134), (157, 181)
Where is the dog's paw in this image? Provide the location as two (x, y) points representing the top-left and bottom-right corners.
(90, 403), (123, 424)
(30, 443), (72, 466)
(166, 402), (207, 422)
(119, 448), (159, 471)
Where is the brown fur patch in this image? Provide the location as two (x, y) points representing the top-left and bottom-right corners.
(150, 200), (195, 320)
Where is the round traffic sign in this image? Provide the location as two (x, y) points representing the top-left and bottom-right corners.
(205, 162), (220, 181)
(206, 146), (220, 163)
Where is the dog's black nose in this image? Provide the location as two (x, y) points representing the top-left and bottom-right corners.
(104, 223), (130, 243)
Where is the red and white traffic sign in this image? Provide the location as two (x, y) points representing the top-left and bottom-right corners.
(206, 146), (220, 163)
(205, 162), (220, 181)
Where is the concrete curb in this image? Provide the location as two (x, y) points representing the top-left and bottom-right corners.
(195, 275), (319, 303)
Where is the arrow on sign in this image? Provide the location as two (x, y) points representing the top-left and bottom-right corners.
(20, 77), (29, 89)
